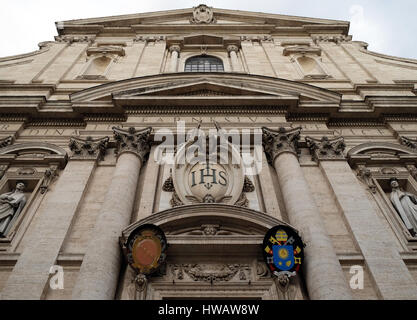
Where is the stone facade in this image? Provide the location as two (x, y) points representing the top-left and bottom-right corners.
(0, 5), (416, 300)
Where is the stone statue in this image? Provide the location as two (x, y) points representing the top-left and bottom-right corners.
(390, 179), (417, 236)
(0, 182), (27, 237)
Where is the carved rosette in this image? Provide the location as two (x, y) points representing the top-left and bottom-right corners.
(262, 127), (301, 165)
(0, 136), (13, 149)
(69, 136), (109, 160)
(305, 136), (346, 161)
(400, 136), (417, 150)
(113, 127), (152, 163)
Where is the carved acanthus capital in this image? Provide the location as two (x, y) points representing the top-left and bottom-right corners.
(305, 136), (346, 161)
(262, 127), (301, 164)
(400, 136), (417, 150)
(227, 45), (239, 55)
(113, 127), (152, 163)
(168, 45), (181, 55)
(69, 136), (109, 160)
(0, 136), (13, 149)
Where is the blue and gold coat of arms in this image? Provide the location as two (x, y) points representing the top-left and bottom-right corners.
(262, 225), (304, 277)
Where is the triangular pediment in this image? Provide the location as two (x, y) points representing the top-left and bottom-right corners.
(115, 81), (277, 98)
(57, 6), (349, 35)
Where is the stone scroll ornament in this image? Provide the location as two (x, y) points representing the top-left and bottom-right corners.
(122, 224), (168, 277)
(262, 225), (304, 284)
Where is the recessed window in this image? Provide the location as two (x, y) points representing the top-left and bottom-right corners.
(185, 55), (224, 72)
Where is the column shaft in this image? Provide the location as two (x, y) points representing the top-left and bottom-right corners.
(72, 152), (142, 299)
(273, 153), (352, 299)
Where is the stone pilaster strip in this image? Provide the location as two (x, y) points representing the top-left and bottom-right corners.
(113, 127), (152, 163)
(69, 136), (109, 161)
(262, 126), (301, 165)
(305, 136), (346, 161)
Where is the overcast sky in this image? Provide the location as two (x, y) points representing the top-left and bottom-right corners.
(1, 0), (416, 59)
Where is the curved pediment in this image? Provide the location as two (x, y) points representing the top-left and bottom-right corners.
(70, 73), (341, 106)
(122, 203), (293, 239)
(348, 142), (417, 165)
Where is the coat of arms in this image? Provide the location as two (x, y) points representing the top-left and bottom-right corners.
(190, 4), (216, 24)
(263, 225), (304, 278)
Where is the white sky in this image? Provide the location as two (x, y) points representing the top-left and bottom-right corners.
(0, 0), (416, 59)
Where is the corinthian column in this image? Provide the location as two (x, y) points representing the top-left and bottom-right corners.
(262, 127), (352, 300)
(168, 45), (180, 73)
(72, 127), (152, 300)
(227, 45), (241, 72)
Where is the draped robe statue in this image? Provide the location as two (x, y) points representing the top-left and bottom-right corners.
(0, 182), (27, 237)
(390, 179), (417, 237)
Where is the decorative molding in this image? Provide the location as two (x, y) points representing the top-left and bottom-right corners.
(262, 126), (301, 164)
(54, 35), (96, 44)
(400, 136), (417, 150)
(356, 165), (377, 193)
(243, 176), (255, 193)
(17, 167), (36, 175)
(171, 264), (250, 283)
(134, 35), (165, 43)
(40, 165), (59, 194)
(190, 4), (216, 24)
(69, 136), (109, 160)
(305, 136), (346, 161)
(113, 127), (152, 163)
(312, 35), (352, 45)
(86, 46), (125, 56)
(0, 136), (13, 149)
(283, 45), (321, 56)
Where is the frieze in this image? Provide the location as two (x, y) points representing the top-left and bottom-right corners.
(170, 264), (250, 283)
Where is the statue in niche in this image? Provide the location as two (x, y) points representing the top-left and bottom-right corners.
(390, 178), (417, 237)
(0, 182), (27, 237)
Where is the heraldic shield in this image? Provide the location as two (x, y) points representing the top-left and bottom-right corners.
(262, 225), (304, 277)
(272, 245), (294, 271)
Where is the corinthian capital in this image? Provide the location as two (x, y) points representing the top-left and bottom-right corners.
(400, 136), (417, 150)
(0, 136), (13, 149)
(113, 127), (152, 163)
(262, 127), (301, 164)
(305, 136), (346, 161)
(169, 45), (181, 54)
(69, 136), (109, 160)
(227, 45), (239, 54)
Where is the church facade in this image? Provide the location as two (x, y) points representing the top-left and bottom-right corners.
(0, 5), (416, 300)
